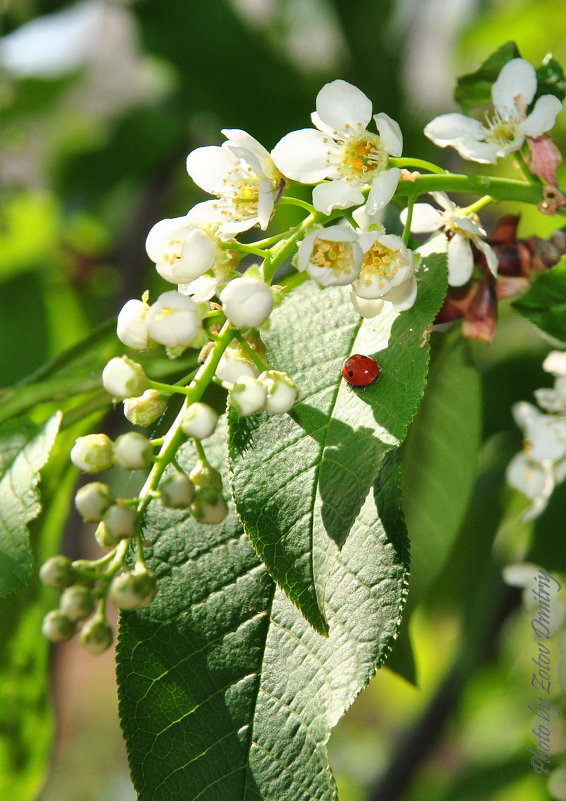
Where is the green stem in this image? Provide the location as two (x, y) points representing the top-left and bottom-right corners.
(402, 198), (415, 244)
(224, 241), (268, 260)
(390, 157), (447, 175)
(461, 194), (493, 214)
(148, 380), (193, 396)
(251, 230), (290, 248)
(277, 195), (317, 214)
(232, 331), (270, 371)
(193, 438), (208, 465)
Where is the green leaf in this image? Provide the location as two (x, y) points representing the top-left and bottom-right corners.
(535, 54), (566, 103)
(117, 429), (409, 801)
(0, 412), (61, 598)
(401, 334), (482, 603)
(228, 255), (447, 633)
(454, 41), (521, 112)
(511, 257), (566, 342)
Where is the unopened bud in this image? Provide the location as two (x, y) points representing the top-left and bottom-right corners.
(95, 522), (121, 550)
(110, 569), (157, 610)
(70, 434), (113, 474)
(124, 390), (167, 427)
(160, 473), (195, 508)
(102, 357), (149, 401)
(215, 346), (258, 385)
(117, 299), (150, 350)
(191, 487), (229, 525)
(60, 585), (95, 622)
(113, 432), (153, 470)
(74, 482), (113, 522)
(229, 375), (267, 416)
(146, 291), (201, 348)
(220, 277), (273, 329)
(181, 402), (218, 440)
(40, 555), (76, 589)
(258, 370), (298, 413)
(80, 617), (113, 654)
(103, 504), (138, 540)
(42, 610), (76, 642)
(189, 462), (223, 490)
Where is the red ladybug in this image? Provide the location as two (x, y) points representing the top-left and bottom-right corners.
(341, 354), (380, 387)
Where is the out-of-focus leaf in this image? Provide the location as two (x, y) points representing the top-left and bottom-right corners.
(512, 257), (566, 342)
(535, 54), (566, 102)
(117, 428), (409, 801)
(454, 41), (521, 112)
(0, 412), (61, 597)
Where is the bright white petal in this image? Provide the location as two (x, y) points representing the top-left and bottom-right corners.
(352, 203), (385, 232)
(146, 217), (188, 264)
(429, 192), (454, 212)
(452, 137), (501, 163)
(528, 416), (566, 462)
(418, 231), (447, 257)
(492, 58), (537, 116)
(366, 168), (400, 214)
(513, 401), (539, 430)
(271, 129), (330, 183)
(297, 231), (319, 273)
(186, 200), (225, 224)
(186, 146), (240, 195)
(506, 452), (548, 500)
(386, 276), (418, 311)
(424, 113), (486, 145)
(373, 112), (403, 156)
(257, 179), (275, 229)
(312, 179), (364, 214)
(447, 235), (474, 286)
(314, 224), (358, 243)
(543, 351), (566, 376)
(178, 274), (218, 301)
(476, 238), (499, 277)
(310, 111), (336, 137)
(350, 292), (384, 318)
(521, 94), (563, 138)
(221, 128), (271, 161)
(401, 203), (442, 233)
(316, 79), (373, 133)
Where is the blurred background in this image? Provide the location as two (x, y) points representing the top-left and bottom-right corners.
(1, 0), (566, 799)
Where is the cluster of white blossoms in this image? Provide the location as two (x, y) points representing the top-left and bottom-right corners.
(507, 351), (566, 520)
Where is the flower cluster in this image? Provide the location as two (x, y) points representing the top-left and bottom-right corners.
(507, 351), (566, 520)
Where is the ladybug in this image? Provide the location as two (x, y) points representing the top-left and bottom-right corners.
(341, 354), (380, 387)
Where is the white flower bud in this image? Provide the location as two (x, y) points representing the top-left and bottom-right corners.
(350, 292), (384, 319)
(74, 482), (113, 522)
(220, 277), (273, 329)
(191, 487), (229, 524)
(124, 390), (168, 427)
(160, 473), (196, 508)
(42, 610), (76, 642)
(102, 356), (149, 401)
(70, 434), (113, 474)
(110, 569), (157, 610)
(95, 522), (121, 551)
(40, 556), (76, 589)
(117, 299), (150, 350)
(80, 617), (113, 654)
(60, 585), (95, 622)
(258, 370), (298, 414)
(103, 504), (138, 539)
(181, 402), (218, 440)
(543, 350), (566, 376)
(229, 375), (267, 416)
(113, 432), (153, 470)
(155, 228), (217, 285)
(146, 291), (201, 348)
(189, 462), (223, 490)
(215, 346), (258, 385)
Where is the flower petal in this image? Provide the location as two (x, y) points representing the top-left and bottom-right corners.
(310, 111), (336, 137)
(447, 234), (474, 286)
(424, 113), (486, 146)
(316, 79), (373, 134)
(521, 94), (563, 138)
(186, 146), (240, 195)
(451, 138), (501, 164)
(475, 238), (499, 277)
(506, 452), (548, 500)
(386, 276), (418, 311)
(221, 128), (271, 161)
(492, 58), (537, 117)
(373, 112), (403, 156)
(312, 179), (365, 214)
(401, 203), (442, 233)
(271, 128), (330, 183)
(365, 167), (400, 214)
(352, 203), (385, 232)
(350, 292), (384, 318)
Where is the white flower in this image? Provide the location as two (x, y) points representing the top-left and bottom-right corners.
(349, 292), (385, 319)
(146, 215), (217, 285)
(181, 402), (219, 440)
(220, 277), (273, 329)
(535, 376), (566, 412)
(102, 356), (149, 401)
(117, 299), (150, 350)
(401, 192), (498, 287)
(425, 58), (563, 163)
(258, 371), (298, 413)
(352, 232), (416, 310)
(229, 375), (267, 416)
(178, 274), (219, 302)
(186, 129), (282, 235)
(297, 225), (362, 287)
(113, 432), (153, 470)
(215, 346), (259, 385)
(74, 482), (113, 523)
(543, 350), (566, 376)
(70, 434), (113, 474)
(272, 79), (402, 214)
(146, 291), (201, 348)
(104, 503), (138, 539)
(506, 451), (555, 520)
(160, 473), (196, 509)
(513, 401), (566, 462)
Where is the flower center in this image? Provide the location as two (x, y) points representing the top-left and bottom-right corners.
(484, 111), (522, 147)
(333, 133), (388, 182)
(360, 241), (400, 285)
(442, 211), (480, 239)
(162, 239), (184, 264)
(311, 238), (355, 276)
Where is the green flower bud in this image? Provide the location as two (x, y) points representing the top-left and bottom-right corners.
(60, 585), (95, 622)
(70, 434), (113, 474)
(39, 555), (76, 589)
(160, 473), (195, 509)
(110, 569), (157, 610)
(74, 482), (114, 522)
(103, 504), (138, 540)
(113, 432), (153, 470)
(95, 522), (121, 551)
(123, 390), (167, 427)
(102, 356), (149, 401)
(190, 487), (229, 525)
(79, 618), (113, 655)
(42, 610), (76, 642)
(189, 462), (223, 491)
